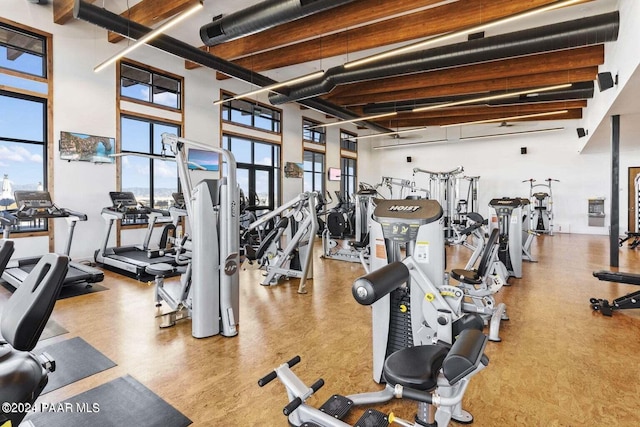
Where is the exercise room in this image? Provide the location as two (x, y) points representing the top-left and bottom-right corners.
(1, 0), (639, 426)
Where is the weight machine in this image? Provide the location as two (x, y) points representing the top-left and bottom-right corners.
(322, 184), (376, 265)
(152, 133), (240, 339)
(364, 199), (484, 383)
(523, 178), (559, 235)
(244, 192), (318, 294)
(412, 166), (471, 242)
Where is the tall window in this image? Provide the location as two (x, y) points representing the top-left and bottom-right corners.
(120, 116), (180, 212)
(221, 96), (281, 133)
(120, 62), (182, 110)
(340, 130), (357, 152)
(0, 22), (49, 234)
(341, 157), (357, 200)
(303, 150), (324, 194)
(223, 135), (280, 211)
(303, 118), (326, 145)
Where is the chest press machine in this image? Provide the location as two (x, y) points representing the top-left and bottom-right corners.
(243, 191), (318, 294)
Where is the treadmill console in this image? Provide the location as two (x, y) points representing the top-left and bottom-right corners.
(14, 191), (54, 209)
(108, 192), (150, 214)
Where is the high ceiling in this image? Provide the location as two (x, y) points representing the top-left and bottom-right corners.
(58, 0), (620, 134)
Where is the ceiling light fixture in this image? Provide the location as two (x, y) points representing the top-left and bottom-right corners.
(373, 127), (565, 149)
(354, 126), (429, 141)
(412, 83), (572, 113)
(344, 0), (585, 69)
(460, 127), (565, 141)
(307, 112), (398, 129)
(213, 70), (325, 106)
(94, 2), (204, 73)
(440, 110), (569, 128)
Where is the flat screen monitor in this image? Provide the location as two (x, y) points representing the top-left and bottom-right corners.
(327, 167), (341, 181)
(187, 148), (220, 171)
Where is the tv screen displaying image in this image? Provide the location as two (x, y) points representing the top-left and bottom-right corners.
(59, 131), (115, 163)
(328, 167), (341, 181)
(187, 148), (220, 171)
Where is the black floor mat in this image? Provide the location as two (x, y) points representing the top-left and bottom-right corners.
(26, 375), (192, 427)
(57, 283), (109, 300)
(34, 336), (116, 394)
(39, 319), (69, 341)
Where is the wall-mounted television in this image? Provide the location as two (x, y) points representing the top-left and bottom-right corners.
(327, 167), (341, 181)
(59, 131), (115, 163)
(187, 148), (220, 171)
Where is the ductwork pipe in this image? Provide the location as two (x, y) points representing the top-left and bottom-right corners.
(200, 0), (356, 46)
(363, 82), (596, 114)
(73, 0), (391, 133)
(269, 11), (619, 105)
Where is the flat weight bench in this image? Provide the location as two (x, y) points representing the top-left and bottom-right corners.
(590, 270), (640, 316)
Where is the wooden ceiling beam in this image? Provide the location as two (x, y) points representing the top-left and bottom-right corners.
(187, 0), (446, 70)
(327, 45), (604, 100)
(209, 0), (589, 77)
(374, 108), (582, 128)
(54, 0), (97, 25)
(108, 0), (202, 43)
(332, 67), (598, 106)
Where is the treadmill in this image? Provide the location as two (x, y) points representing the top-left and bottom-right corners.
(1, 191), (104, 288)
(95, 191), (178, 280)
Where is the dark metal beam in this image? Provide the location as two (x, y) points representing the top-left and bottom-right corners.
(611, 114), (620, 268)
(72, 0), (391, 133)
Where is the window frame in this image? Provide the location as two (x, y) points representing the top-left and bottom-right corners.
(340, 129), (358, 152)
(303, 150), (325, 195)
(222, 133), (281, 211)
(302, 117), (326, 145)
(119, 113), (181, 223)
(119, 60), (183, 111)
(220, 92), (282, 134)
(0, 19), (51, 239)
(340, 157), (357, 201)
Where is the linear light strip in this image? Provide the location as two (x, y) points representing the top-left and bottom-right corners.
(459, 127), (565, 141)
(439, 110), (569, 128)
(212, 70), (325, 106)
(412, 83), (572, 112)
(94, 2), (204, 73)
(307, 112), (398, 129)
(344, 0), (585, 69)
(372, 127), (565, 149)
(355, 126), (429, 140)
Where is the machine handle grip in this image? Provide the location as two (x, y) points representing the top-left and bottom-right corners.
(401, 386), (433, 404)
(352, 262), (410, 305)
(281, 378), (324, 415)
(283, 397), (302, 416)
(310, 378), (325, 393)
(257, 355), (301, 387)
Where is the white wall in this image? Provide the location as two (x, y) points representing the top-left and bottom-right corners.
(361, 125), (640, 235)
